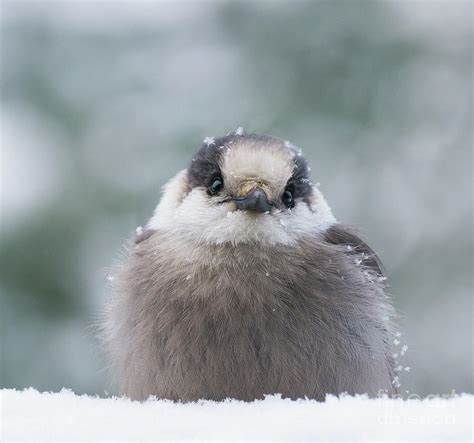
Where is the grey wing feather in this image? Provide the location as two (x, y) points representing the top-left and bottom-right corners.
(324, 224), (386, 278)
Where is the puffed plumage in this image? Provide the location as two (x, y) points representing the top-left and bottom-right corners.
(104, 131), (396, 401)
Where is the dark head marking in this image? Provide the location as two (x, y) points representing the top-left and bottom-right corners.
(187, 131), (314, 205)
(187, 133), (241, 189)
(285, 149), (313, 204)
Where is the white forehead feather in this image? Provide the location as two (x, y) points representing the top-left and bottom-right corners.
(221, 141), (293, 192)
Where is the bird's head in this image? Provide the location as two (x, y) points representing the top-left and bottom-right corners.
(147, 130), (335, 245)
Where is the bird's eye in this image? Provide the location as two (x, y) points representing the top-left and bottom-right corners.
(208, 176), (224, 195)
(282, 188), (294, 208)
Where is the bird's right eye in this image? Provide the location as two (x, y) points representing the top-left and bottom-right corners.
(208, 176), (224, 195)
(282, 186), (295, 208)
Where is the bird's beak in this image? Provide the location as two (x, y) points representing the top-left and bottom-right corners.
(233, 187), (273, 213)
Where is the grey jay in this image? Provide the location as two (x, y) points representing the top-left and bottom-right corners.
(104, 130), (396, 401)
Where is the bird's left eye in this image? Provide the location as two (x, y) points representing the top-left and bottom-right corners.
(282, 188), (294, 208)
(208, 176), (224, 195)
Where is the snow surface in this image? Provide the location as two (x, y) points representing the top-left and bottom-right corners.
(1, 389), (472, 441)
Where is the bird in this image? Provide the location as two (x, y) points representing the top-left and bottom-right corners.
(103, 129), (397, 402)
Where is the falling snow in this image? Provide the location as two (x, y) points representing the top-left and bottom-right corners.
(284, 140), (302, 156)
(363, 271), (374, 282)
(203, 136), (215, 146)
(234, 126), (245, 136)
(136, 226), (143, 236)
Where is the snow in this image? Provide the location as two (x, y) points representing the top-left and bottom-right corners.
(284, 140), (302, 156)
(203, 136), (215, 146)
(1, 389), (472, 441)
(392, 376), (401, 389)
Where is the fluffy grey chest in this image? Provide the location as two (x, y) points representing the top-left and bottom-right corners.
(115, 235), (393, 401)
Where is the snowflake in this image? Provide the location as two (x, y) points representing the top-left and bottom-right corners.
(395, 332), (402, 338)
(404, 367), (411, 372)
(400, 345), (408, 356)
(203, 136), (215, 146)
(106, 275), (115, 282)
(284, 140), (303, 156)
(136, 226), (143, 236)
(363, 270), (374, 282)
(394, 339), (400, 345)
(234, 126), (245, 136)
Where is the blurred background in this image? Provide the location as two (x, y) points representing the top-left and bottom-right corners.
(0, 0), (472, 397)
